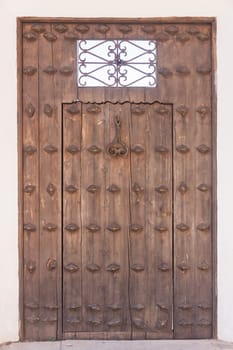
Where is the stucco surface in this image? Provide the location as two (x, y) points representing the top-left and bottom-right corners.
(1, 340), (233, 350)
(0, 0), (233, 343)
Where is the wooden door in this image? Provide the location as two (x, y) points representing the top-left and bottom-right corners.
(19, 17), (216, 341)
(62, 102), (173, 339)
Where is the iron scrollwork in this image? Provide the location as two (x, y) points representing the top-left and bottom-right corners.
(77, 40), (157, 87)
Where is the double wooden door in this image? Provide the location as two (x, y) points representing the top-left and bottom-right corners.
(62, 102), (173, 338)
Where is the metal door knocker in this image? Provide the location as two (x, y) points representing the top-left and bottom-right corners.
(106, 116), (128, 157)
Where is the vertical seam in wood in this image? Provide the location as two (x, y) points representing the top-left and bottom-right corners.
(128, 103), (133, 339)
(144, 105), (147, 340)
(103, 103), (107, 332)
(80, 103), (83, 332)
(210, 22), (214, 339)
(171, 103), (175, 337)
(38, 29), (41, 341)
(145, 105), (150, 340)
(61, 103), (64, 336)
(210, 19), (217, 339)
(17, 17), (24, 341)
(51, 30), (59, 338)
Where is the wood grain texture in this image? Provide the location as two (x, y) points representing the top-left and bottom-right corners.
(18, 18), (216, 341)
(17, 18), (24, 341)
(22, 22), (40, 341)
(20, 17), (216, 24)
(211, 21), (217, 339)
(192, 24), (212, 339)
(172, 24), (212, 339)
(171, 24), (197, 339)
(129, 103), (173, 339)
(62, 102), (172, 339)
(62, 103), (82, 332)
(145, 104), (173, 339)
(51, 22), (77, 338)
(38, 23), (59, 340)
(129, 104), (147, 339)
(105, 103), (131, 335)
(81, 103), (106, 333)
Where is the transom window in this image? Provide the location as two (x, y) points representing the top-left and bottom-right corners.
(77, 40), (157, 87)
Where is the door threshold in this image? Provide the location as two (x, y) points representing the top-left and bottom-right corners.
(2, 340), (233, 350)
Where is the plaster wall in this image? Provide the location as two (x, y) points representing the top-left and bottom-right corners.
(0, 0), (232, 343)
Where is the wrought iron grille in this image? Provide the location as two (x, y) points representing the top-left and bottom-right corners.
(77, 40), (157, 87)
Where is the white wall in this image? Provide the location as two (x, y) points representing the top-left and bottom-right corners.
(217, 12), (233, 342)
(0, 0), (233, 343)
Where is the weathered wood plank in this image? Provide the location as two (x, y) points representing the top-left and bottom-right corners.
(172, 24), (196, 339)
(52, 23), (77, 338)
(38, 23), (59, 340)
(62, 103), (82, 332)
(128, 103), (147, 339)
(173, 24), (212, 338)
(192, 24), (212, 338)
(104, 103), (131, 335)
(145, 103), (173, 338)
(22, 22), (40, 341)
(80, 103), (106, 333)
(52, 22), (77, 103)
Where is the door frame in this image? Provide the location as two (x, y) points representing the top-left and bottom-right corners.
(17, 16), (217, 340)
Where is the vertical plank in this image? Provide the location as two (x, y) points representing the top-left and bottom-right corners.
(145, 103), (173, 339)
(145, 24), (172, 103)
(128, 103), (147, 339)
(38, 24), (59, 340)
(22, 22), (40, 340)
(52, 22), (77, 338)
(172, 24), (197, 339)
(52, 22), (77, 103)
(62, 103), (82, 332)
(192, 24), (212, 338)
(104, 103), (131, 336)
(80, 103), (106, 335)
(173, 24), (212, 338)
